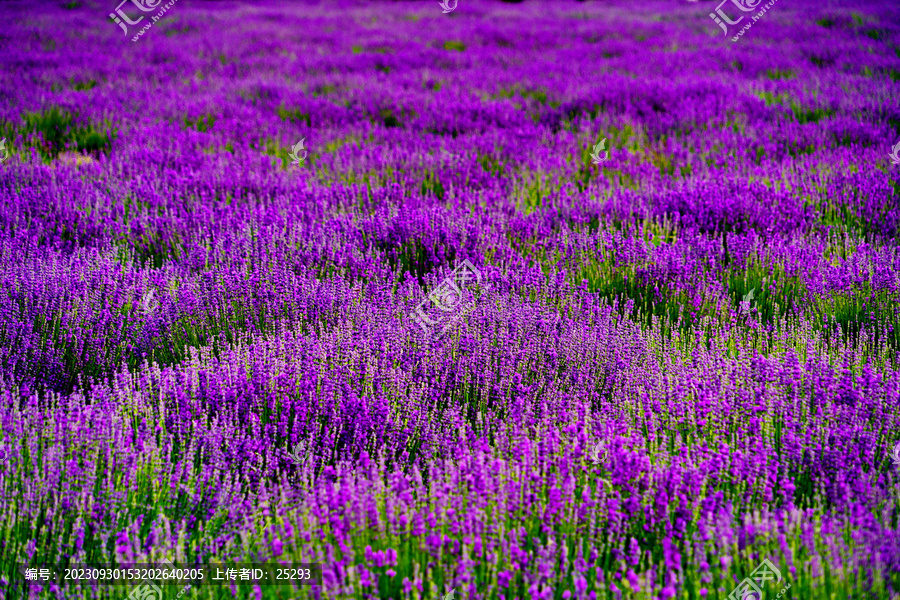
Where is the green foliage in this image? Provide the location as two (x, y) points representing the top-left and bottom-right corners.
(375, 107), (411, 128)
(753, 90), (788, 106)
(443, 40), (466, 51)
(312, 83), (337, 96)
(725, 259), (806, 324)
(493, 85), (550, 106)
(22, 108), (71, 155)
(573, 124), (641, 188)
(164, 23), (197, 36)
(383, 111), (401, 128)
(477, 151), (508, 179)
(806, 182), (897, 238)
(814, 286), (900, 352)
(277, 105), (312, 126)
(765, 69), (795, 80)
(256, 137), (309, 170)
(72, 79), (97, 91)
(420, 169), (446, 201)
(788, 101), (834, 124)
(371, 236), (455, 286)
(6, 107), (115, 162)
(353, 45), (393, 54)
(183, 113), (217, 132)
(515, 172), (556, 214)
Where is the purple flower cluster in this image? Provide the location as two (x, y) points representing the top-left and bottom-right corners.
(0, 1), (899, 599)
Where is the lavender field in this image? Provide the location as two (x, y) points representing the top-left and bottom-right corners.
(2, 0), (900, 599)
